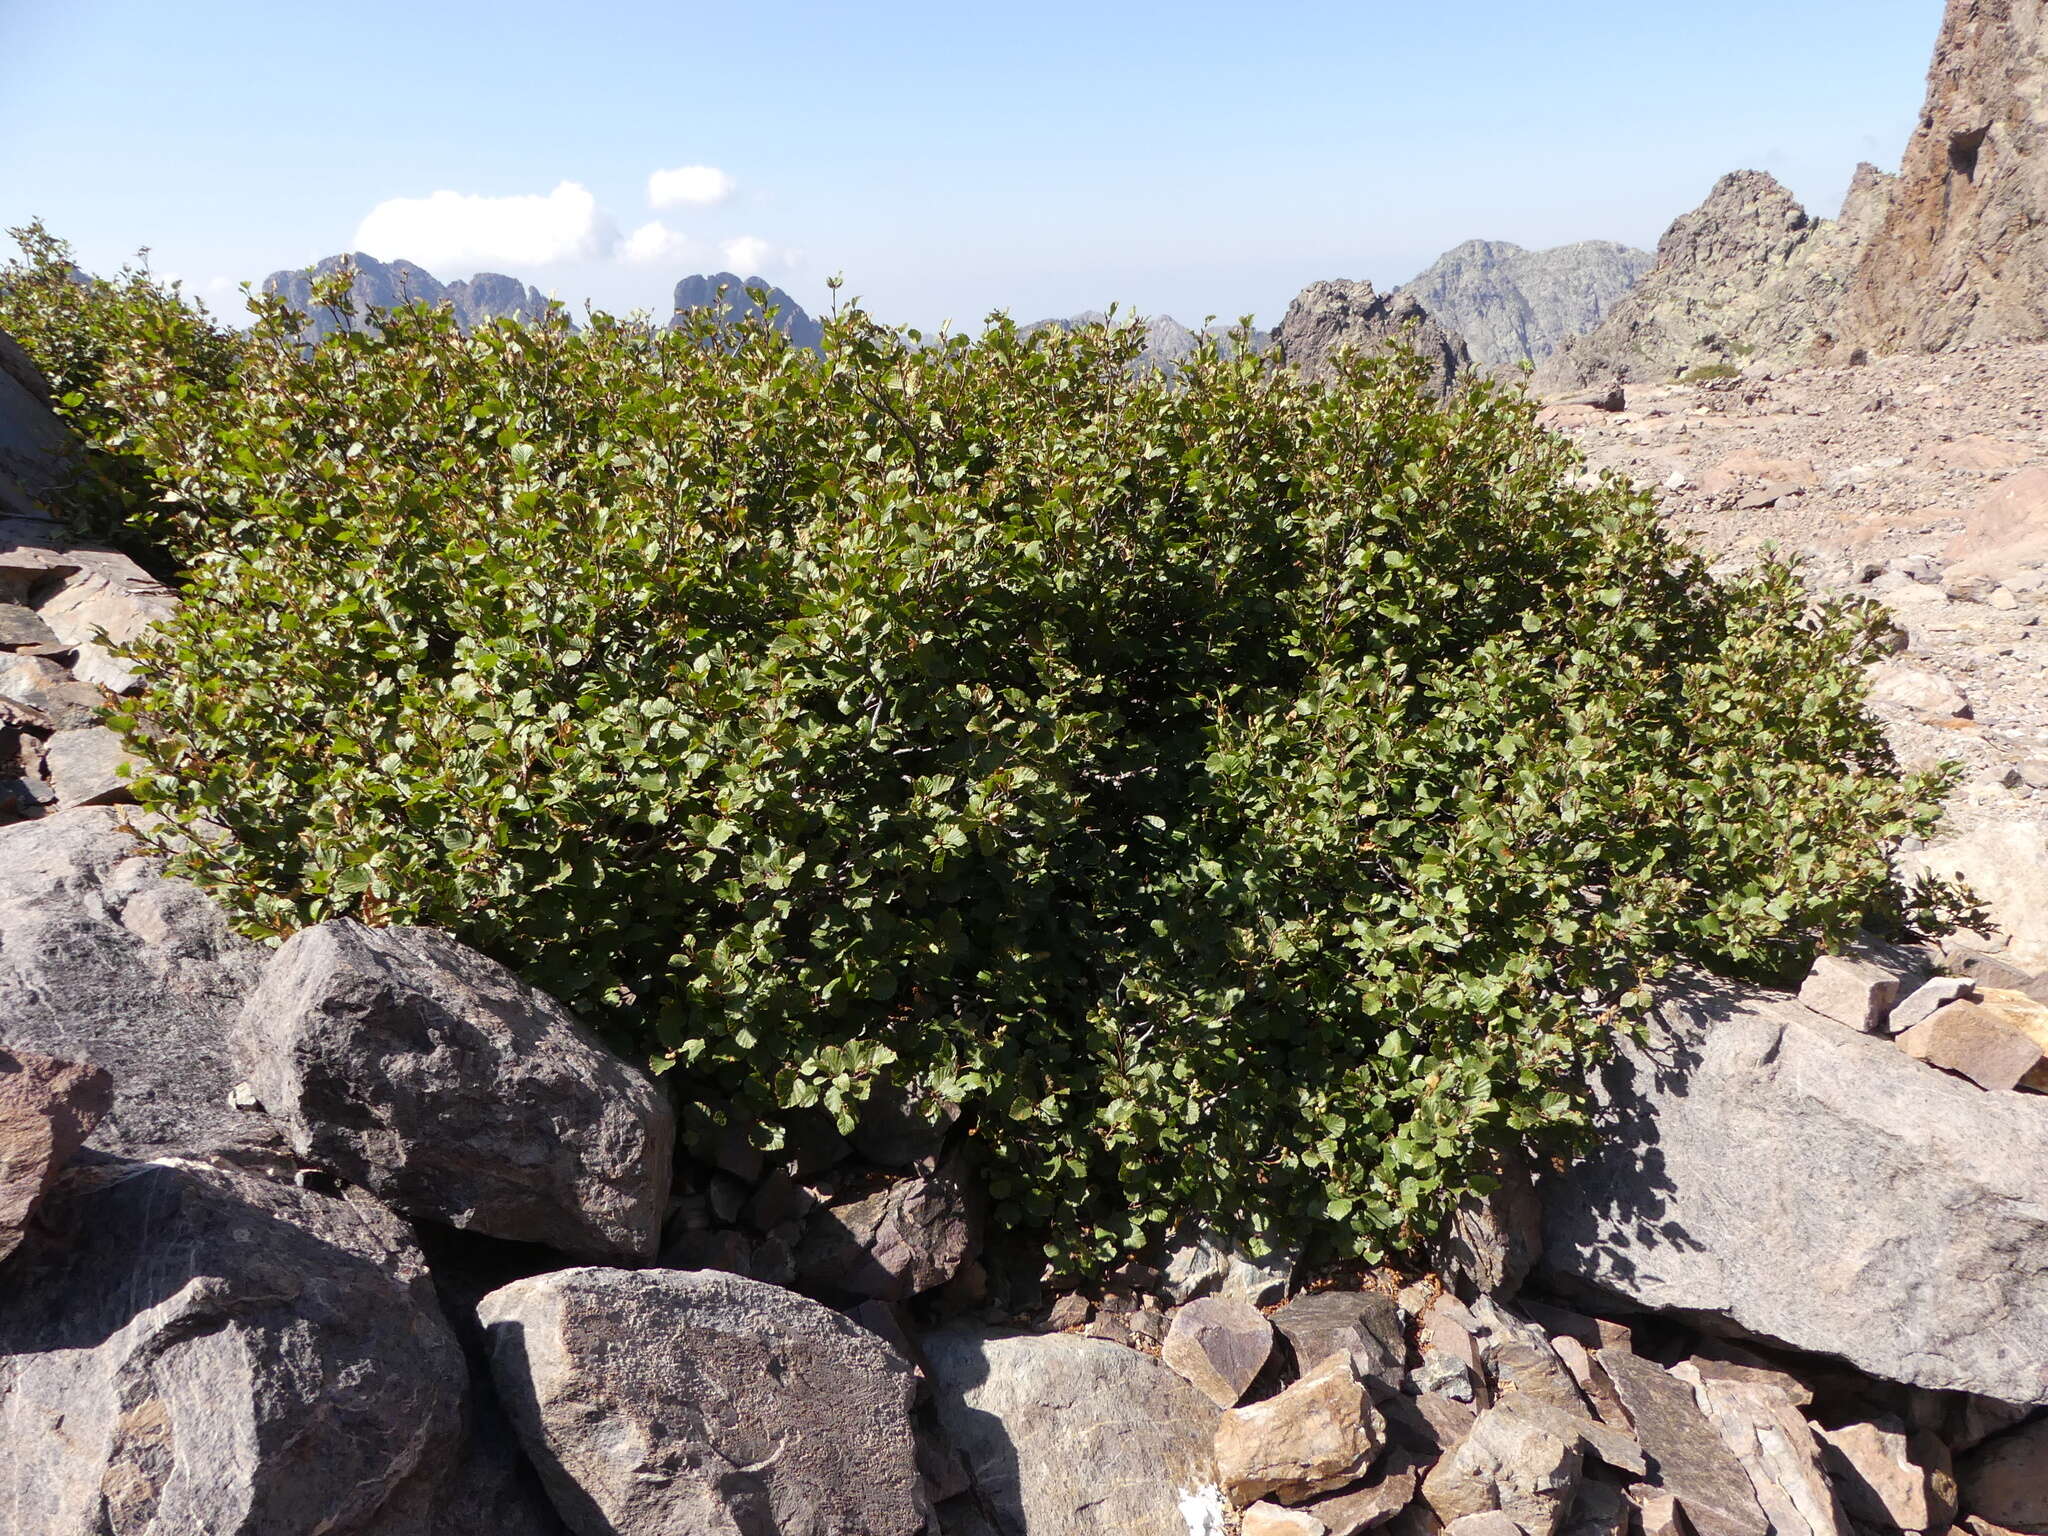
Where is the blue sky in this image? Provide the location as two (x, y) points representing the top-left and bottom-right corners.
(3, 0), (1941, 330)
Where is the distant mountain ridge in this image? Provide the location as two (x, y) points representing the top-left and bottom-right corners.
(670, 273), (824, 350)
(262, 253), (559, 339)
(1020, 311), (1271, 376)
(1394, 239), (1653, 367)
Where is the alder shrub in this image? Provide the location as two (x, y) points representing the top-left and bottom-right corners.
(2, 236), (1972, 1269)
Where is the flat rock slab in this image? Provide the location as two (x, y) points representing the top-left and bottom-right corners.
(481, 1267), (927, 1536)
(923, 1327), (1222, 1536)
(40, 724), (136, 806)
(1541, 976), (2048, 1405)
(1598, 1348), (1769, 1536)
(238, 920), (674, 1260)
(0, 1153), (468, 1535)
(0, 808), (271, 1160)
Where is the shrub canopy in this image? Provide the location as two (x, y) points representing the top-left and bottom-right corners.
(2, 232), (1968, 1270)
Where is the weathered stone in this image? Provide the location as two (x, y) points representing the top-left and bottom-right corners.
(1960, 1418), (2048, 1534)
(1596, 1349), (1768, 1536)
(1868, 663), (1973, 718)
(36, 562), (177, 693)
(1891, 975), (1978, 1034)
(924, 1327), (1223, 1536)
(1440, 1147), (1542, 1299)
(1797, 950), (1917, 1032)
(1163, 1295), (1276, 1408)
(1421, 1402), (1583, 1536)
(1815, 1419), (1954, 1534)
(481, 1266), (926, 1536)
(1541, 976), (2048, 1405)
(1634, 1489), (1695, 1536)
(796, 1156), (979, 1300)
(40, 723), (136, 805)
(1272, 1289), (1407, 1384)
(1973, 988), (2048, 1089)
(1445, 1516), (1524, 1536)
(1561, 1478), (1632, 1536)
(1246, 1504), (1332, 1536)
(0, 807), (271, 1159)
(1670, 1363), (1849, 1536)
(0, 1047), (111, 1262)
(1490, 1393), (1646, 1478)
(0, 600), (60, 649)
(1220, 1351), (1385, 1508)
(1305, 1460), (1424, 1536)
(1042, 1292), (1093, 1331)
(0, 650), (102, 727)
(0, 329), (78, 522)
(1903, 821), (2048, 975)
(237, 920), (674, 1259)
(1276, 280), (1472, 398)
(0, 1153), (468, 1535)
(1162, 1220), (1298, 1305)
(1896, 1000), (2045, 1091)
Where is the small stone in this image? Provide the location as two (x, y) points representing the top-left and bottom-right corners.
(1866, 663), (1972, 718)
(0, 601), (60, 650)
(1815, 1419), (1952, 1533)
(1422, 1402), (1583, 1536)
(1245, 1503), (1331, 1536)
(1960, 1418), (2048, 1534)
(1218, 1350), (1384, 1508)
(0, 652), (101, 728)
(1888, 976), (1976, 1034)
(1272, 1289), (1407, 1384)
(1162, 1296), (1276, 1407)
(2020, 762), (2048, 789)
(1990, 587), (2022, 610)
(795, 1157), (979, 1301)
(1447, 1516), (1525, 1536)
(1634, 1490), (1696, 1536)
(1042, 1293), (1093, 1331)
(1672, 1363), (1845, 1536)
(1162, 1221), (1298, 1305)
(1416, 1354), (1480, 1403)
(1303, 1453), (1424, 1536)
(1491, 1394), (1646, 1477)
(1896, 1001), (2046, 1090)
(1798, 953), (1908, 1033)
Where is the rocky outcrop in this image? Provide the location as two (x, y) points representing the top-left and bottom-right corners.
(671, 271), (824, 350)
(1844, 0), (2048, 353)
(0, 1153), (469, 1535)
(1396, 240), (1653, 366)
(0, 808), (270, 1160)
(1276, 280), (1473, 398)
(480, 1267), (927, 1536)
(1020, 312), (1273, 377)
(235, 920), (674, 1260)
(923, 1328), (1224, 1535)
(1539, 974), (2048, 1405)
(1534, 168), (1897, 390)
(0, 330), (75, 522)
(263, 254), (560, 341)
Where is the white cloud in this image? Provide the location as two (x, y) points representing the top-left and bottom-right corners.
(354, 181), (614, 271)
(721, 235), (796, 274)
(621, 221), (692, 266)
(648, 165), (736, 209)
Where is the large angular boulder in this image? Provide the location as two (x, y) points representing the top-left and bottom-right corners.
(0, 328), (76, 523)
(0, 1047), (111, 1262)
(0, 1153), (468, 1534)
(480, 1267), (927, 1536)
(0, 808), (271, 1160)
(1275, 280), (1472, 398)
(1220, 1350), (1385, 1507)
(923, 1327), (1223, 1536)
(1541, 976), (2048, 1405)
(236, 921), (674, 1259)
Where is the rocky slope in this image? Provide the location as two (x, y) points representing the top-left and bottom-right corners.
(671, 271), (824, 350)
(1533, 167), (1897, 390)
(263, 252), (560, 339)
(1396, 239), (1653, 367)
(1845, 0), (2048, 352)
(1275, 279), (1473, 397)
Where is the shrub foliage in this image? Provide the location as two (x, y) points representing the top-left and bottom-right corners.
(2, 233), (1966, 1269)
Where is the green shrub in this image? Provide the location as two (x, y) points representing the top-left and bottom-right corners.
(9, 249), (1969, 1271)
(1682, 362), (1743, 384)
(0, 223), (240, 563)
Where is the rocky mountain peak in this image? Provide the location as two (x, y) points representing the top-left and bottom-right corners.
(1395, 238), (1653, 366)
(670, 272), (824, 350)
(1845, 0), (2048, 352)
(1274, 279), (1472, 397)
(262, 253), (558, 339)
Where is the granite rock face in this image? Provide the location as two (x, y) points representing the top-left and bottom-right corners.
(1276, 280), (1473, 398)
(236, 920), (674, 1259)
(0, 808), (271, 1160)
(923, 1327), (1223, 1536)
(480, 1267), (927, 1536)
(1540, 976), (2048, 1405)
(1845, 0), (2048, 353)
(0, 1154), (468, 1535)
(1534, 168), (1897, 390)
(1397, 240), (1653, 366)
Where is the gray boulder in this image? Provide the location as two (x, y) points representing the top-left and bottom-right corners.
(236, 920), (674, 1259)
(795, 1156), (979, 1300)
(0, 1153), (468, 1534)
(0, 327), (76, 523)
(923, 1327), (1223, 1536)
(0, 807), (271, 1160)
(0, 1046), (111, 1262)
(1541, 975), (2048, 1405)
(479, 1266), (927, 1536)
(1275, 280), (1473, 398)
